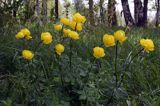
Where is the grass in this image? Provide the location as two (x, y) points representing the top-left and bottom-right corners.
(0, 24), (160, 106)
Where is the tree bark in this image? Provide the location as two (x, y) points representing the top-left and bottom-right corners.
(99, 0), (105, 23)
(36, 0), (42, 26)
(108, 0), (117, 26)
(143, 0), (148, 26)
(42, 0), (48, 24)
(156, 0), (160, 26)
(89, 0), (94, 25)
(13, 0), (17, 17)
(121, 0), (134, 26)
(36, 0), (40, 16)
(134, 0), (148, 26)
(55, 0), (59, 20)
(134, 0), (143, 26)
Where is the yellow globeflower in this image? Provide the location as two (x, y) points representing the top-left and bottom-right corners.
(41, 32), (53, 44)
(76, 23), (83, 31)
(63, 29), (71, 37)
(103, 34), (115, 47)
(69, 21), (83, 31)
(25, 35), (32, 40)
(15, 32), (25, 39)
(22, 50), (34, 60)
(55, 44), (65, 55)
(68, 31), (80, 40)
(73, 13), (86, 23)
(114, 30), (127, 43)
(69, 20), (77, 30)
(81, 16), (86, 24)
(54, 24), (62, 31)
(20, 28), (31, 37)
(60, 18), (70, 25)
(140, 39), (154, 53)
(93, 47), (105, 59)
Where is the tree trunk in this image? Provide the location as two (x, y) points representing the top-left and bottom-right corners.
(156, 0), (160, 26)
(134, 0), (148, 26)
(121, 0), (134, 26)
(143, 0), (148, 26)
(55, 0), (59, 20)
(13, 0), (17, 17)
(89, 0), (94, 25)
(36, 0), (41, 16)
(42, 0), (48, 24)
(134, 0), (143, 26)
(99, 0), (105, 23)
(108, 0), (117, 26)
(36, 0), (42, 26)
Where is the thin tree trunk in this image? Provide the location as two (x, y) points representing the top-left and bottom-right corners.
(42, 0), (48, 24)
(13, 0), (17, 17)
(36, 0), (40, 16)
(89, 0), (94, 25)
(108, 0), (117, 26)
(121, 0), (134, 26)
(36, 0), (42, 26)
(100, 0), (105, 23)
(55, 0), (59, 20)
(156, 0), (160, 26)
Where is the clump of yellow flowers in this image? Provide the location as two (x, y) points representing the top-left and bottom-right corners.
(140, 38), (155, 53)
(22, 50), (34, 60)
(41, 32), (53, 44)
(93, 47), (105, 59)
(55, 44), (65, 55)
(16, 28), (32, 40)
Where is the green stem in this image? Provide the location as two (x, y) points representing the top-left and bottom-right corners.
(69, 39), (72, 72)
(60, 25), (64, 41)
(114, 41), (118, 87)
(56, 54), (65, 87)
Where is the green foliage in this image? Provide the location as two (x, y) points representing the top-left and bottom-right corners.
(0, 24), (160, 106)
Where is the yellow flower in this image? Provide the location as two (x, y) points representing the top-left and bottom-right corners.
(69, 21), (83, 31)
(55, 44), (65, 55)
(93, 47), (105, 59)
(76, 23), (83, 31)
(22, 50), (34, 60)
(140, 39), (155, 53)
(63, 29), (71, 37)
(82, 16), (86, 24)
(114, 30), (127, 43)
(69, 20), (77, 30)
(54, 24), (62, 31)
(41, 32), (53, 44)
(25, 35), (32, 40)
(20, 28), (31, 37)
(103, 34), (115, 47)
(73, 13), (86, 23)
(68, 31), (80, 40)
(15, 32), (25, 39)
(60, 18), (70, 25)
